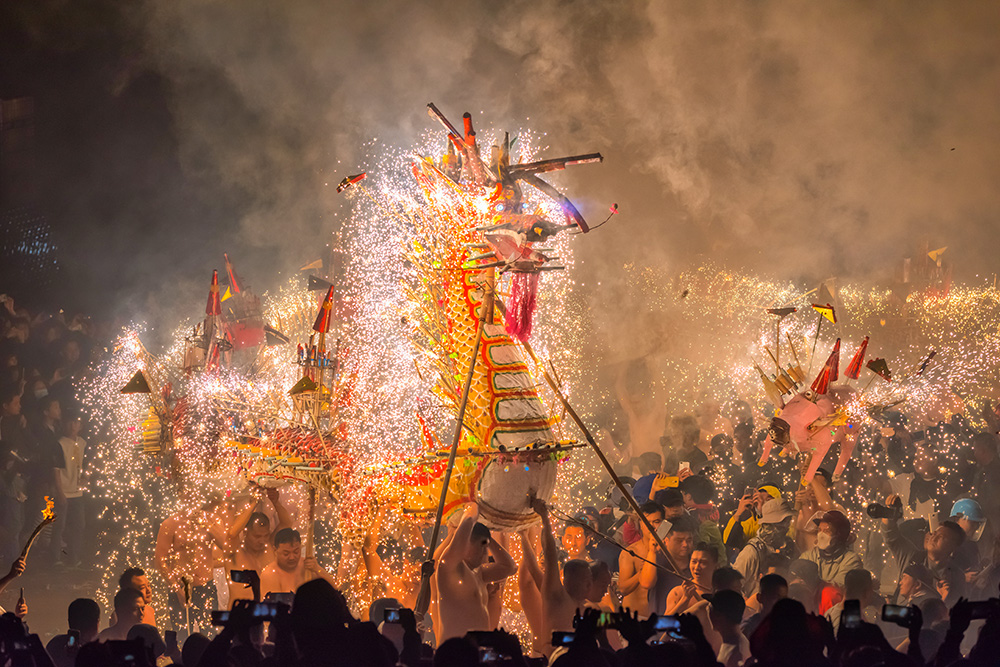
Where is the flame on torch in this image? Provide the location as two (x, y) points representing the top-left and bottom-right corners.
(42, 496), (55, 520)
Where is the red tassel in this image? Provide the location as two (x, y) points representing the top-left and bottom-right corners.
(505, 273), (539, 342)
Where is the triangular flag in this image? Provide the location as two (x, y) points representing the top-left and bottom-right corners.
(811, 303), (837, 324)
(810, 339), (840, 394)
(308, 275), (334, 292)
(767, 307), (796, 318)
(221, 286), (233, 302)
(928, 247), (947, 263)
(121, 370), (152, 394)
(313, 286), (335, 333)
(288, 376), (318, 395)
(224, 253), (242, 294)
(206, 270), (222, 316)
(866, 358), (892, 382)
(299, 259), (323, 272)
(844, 336), (869, 380)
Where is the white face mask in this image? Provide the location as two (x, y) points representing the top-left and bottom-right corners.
(815, 532), (832, 550)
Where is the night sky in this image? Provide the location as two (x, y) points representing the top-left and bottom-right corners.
(2, 1), (999, 324)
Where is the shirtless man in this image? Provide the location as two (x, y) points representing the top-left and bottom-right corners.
(154, 500), (228, 636)
(432, 503), (516, 645)
(561, 524), (590, 562)
(228, 487), (292, 603)
(531, 497), (593, 655)
(259, 528), (335, 596)
(615, 361), (668, 459)
(617, 501), (664, 616)
(665, 542), (717, 614)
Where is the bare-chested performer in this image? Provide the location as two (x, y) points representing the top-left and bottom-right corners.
(531, 497), (592, 655)
(431, 503), (516, 645)
(227, 487), (292, 603)
(259, 528), (335, 596)
(615, 361), (668, 459)
(617, 501), (665, 616)
(154, 499), (228, 636)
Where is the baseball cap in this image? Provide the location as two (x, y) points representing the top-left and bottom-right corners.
(812, 510), (852, 541)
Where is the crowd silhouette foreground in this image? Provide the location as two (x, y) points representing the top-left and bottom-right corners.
(1, 578), (1000, 666)
(1, 291), (1000, 667)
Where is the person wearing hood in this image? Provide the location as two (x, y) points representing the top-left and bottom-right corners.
(801, 510), (862, 588)
(733, 498), (796, 598)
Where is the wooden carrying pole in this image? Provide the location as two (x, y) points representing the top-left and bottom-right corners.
(414, 284), (494, 616)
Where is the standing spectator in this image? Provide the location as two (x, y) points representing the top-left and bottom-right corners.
(801, 510), (862, 588)
(897, 563), (940, 607)
(617, 501), (664, 616)
(664, 542), (717, 614)
(97, 588), (144, 642)
(641, 514), (696, 615)
(707, 589), (750, 667)
(45, 598), (100, 667)
(880, 492), (965, 602)
(733, 498), (795, 598)
(53, 416), (85, 568)
(824, 568), (879, 632)
(26, 396), (65, 562)
(948, 498), (985, 577)
(742, 573), (788, 638)
(971, 432), (1000, 542)
(678, 474), (728, 566)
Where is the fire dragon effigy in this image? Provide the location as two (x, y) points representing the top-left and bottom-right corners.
(344, 104), (605, 530)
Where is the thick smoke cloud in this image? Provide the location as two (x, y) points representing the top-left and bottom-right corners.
(5, 1), (998, 331)
(135, 1), (1000, 285)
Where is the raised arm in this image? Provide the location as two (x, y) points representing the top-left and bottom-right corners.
(228, 500), (258, 544)
(480, 535), (516, 583)
(154, 517), (177, 584)
(266, 487), (293, 530)
(639, 531), (659, 590)
(530, 497), (562, 596)
(519, 531), (543, 589)
(440, 503), (479, 570)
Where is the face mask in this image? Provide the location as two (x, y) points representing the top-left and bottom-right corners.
(759, 525), (784, 549)
(815, 532), (832, 550)
(34, 389), (47, 399)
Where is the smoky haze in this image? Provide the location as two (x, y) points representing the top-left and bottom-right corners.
(2, 1), (999, 332)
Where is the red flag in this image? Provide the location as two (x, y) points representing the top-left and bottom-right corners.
(844, 336), (869, 380)
(810, 338), (840, 394)
(313, 286), (335, 333)
(224, 253), (241, 294)
(206, 270), (222, 316)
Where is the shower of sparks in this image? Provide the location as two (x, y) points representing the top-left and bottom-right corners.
(78, 116), (1000, 632)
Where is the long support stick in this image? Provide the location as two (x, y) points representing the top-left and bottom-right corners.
(413, 283), (494, 616)
(491, 296), (689, 583)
